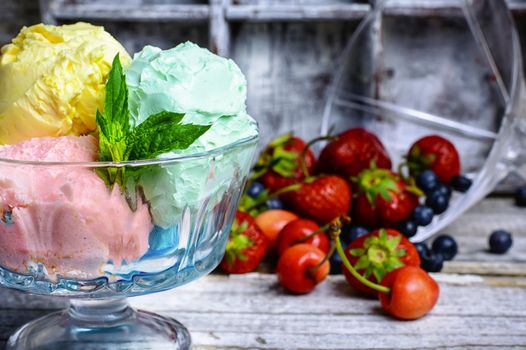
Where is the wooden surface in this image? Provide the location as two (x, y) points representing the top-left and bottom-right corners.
(0, 197), (524, 349)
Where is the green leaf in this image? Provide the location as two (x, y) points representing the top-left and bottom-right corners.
(385, 257), (404, 272)
(97, 54), (130, 163)
(379, 229), (388, 242)
(395, 248), (407, 257)
(364, 265), (374, 279)
(128, 111), (210, 160)
(355, 255), (370, 270)
(95, 54), (131, 188)
(268, 133), (292, 147)
(364, 236), (379, 249)
(132, 111), (185, 134)
(349, 248), (365, 257)
(372, 265), (386, 282)
(385, 235), (402, 251)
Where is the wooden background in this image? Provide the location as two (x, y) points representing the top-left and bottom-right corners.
(1, 4), (526, 348)
(1, 0), (525, 146)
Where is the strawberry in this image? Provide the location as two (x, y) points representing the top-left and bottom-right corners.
(342, 228), (421, 296)
(352, 167), (420, 228)
(407, 135), (460, 184)
(254, 134), (316, 193)
(286, 175), (351, 224)
(220, 211), (269, 274)
(318, 128), (391, 178)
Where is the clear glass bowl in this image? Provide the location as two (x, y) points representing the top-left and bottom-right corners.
(1, 134), (258, 349)
(322, 0), (526, 242)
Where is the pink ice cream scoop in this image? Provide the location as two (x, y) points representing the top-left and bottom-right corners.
(0, 135), (152, 280)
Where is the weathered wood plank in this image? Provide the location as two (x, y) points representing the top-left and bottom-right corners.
(226, 4), (371, 22)
(0, 273), (524, 348)
(49, 3), (210, 22)
(433, 198), (526, 268)
(25, 0), (526, 24)
(210, 0), (231, 55)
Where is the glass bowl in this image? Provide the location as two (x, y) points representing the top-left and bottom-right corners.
(1, 133), (258, 349)
(322, 0), (526, 242)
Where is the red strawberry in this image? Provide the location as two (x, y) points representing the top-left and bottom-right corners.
(407, 135), (460, 184)
(220, 211), (269, 274)
(255, 134), (316, 193)
(318, 128), (391, 178)
(342, 228), (421, 296)
(352, 167), (419, 227)
(286, 175), (351, 224)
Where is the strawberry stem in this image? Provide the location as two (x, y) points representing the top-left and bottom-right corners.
(330, 227), (391, 294)
(244, 183), (302, 212)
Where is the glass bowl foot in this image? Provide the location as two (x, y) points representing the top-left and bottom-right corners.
(6, 299), (191, 350)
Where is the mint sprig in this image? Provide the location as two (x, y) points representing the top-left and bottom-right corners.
(128, 111), (210, 160)
(96, 55), (211, 188)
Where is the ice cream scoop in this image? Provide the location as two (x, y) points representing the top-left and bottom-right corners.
(126, 42), (258, 227)
(0, 136), (152, 280)
(0, 23), (131, 145)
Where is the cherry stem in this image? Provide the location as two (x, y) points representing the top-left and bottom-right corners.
(292, 222), (332, 244)
(299, 135), (335, 178)
(331, 229), (391, 295)
(307, 244), (336, 276)
(244, 183), (302, 212)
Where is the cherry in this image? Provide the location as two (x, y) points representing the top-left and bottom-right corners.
(276, 218), (330, 256)
(379, 266), (439, 320)
(255, 209), (298, 250)
(277, 244), (329, 294)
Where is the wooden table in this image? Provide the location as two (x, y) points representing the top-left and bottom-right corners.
(0, 198), (525, 349)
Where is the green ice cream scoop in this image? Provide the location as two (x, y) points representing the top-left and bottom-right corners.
(127, 42), (258, 227)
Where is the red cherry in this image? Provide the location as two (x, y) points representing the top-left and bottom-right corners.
(255, 209), (298, 251)
(276, 219), (330, 256)
(379, 266), (440, 320)
(277, 244), (330, 294)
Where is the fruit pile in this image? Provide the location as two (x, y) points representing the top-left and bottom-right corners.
(220, 128), (475, 320)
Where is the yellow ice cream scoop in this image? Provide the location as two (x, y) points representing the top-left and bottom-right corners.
(0, 22), (131, 145)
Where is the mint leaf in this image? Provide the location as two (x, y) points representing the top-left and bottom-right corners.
(96, 54), (131, 187)
(94, 55), (212, 189)
(97, 54), (130, 163)
(128, 111), (210, 160)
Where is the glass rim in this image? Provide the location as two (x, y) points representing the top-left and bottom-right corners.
(0, 134), (259, 168)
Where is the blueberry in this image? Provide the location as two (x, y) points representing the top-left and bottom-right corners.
(489, 230), (513, 254)
(412, 205), (434, 226)
(420, 251), (444, 273)
(342, 226), (369, 243)
(414, 242), (430, 258)
(397, 220), (418, 238)
(266, 197), (284, 209)
(451, 175), (472, 193)
(246, 181), (265, 198)
(431, 234), (458, 261)
(434, 183), (452, 199)
(416, 170), (439, 193)
(247, 181), (265, 198)
(426, 191), (449, 214)
(514, 186), (526, 207)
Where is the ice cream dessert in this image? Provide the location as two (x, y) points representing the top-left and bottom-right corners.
(0, 136), (152, 280)
(0, 23), (130, 145)
(126, 43), (258, 227)
(0, 23), (258, 281)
